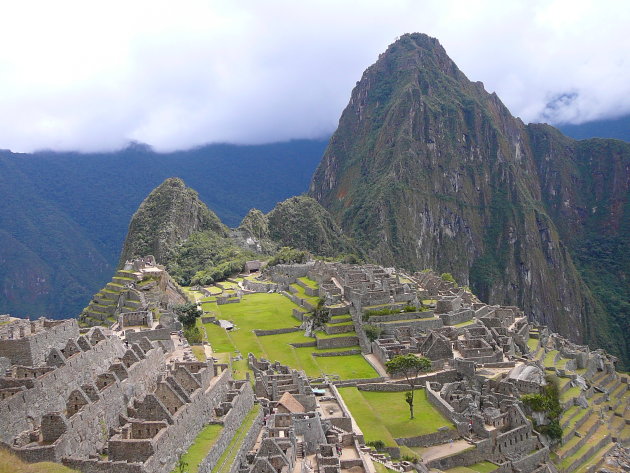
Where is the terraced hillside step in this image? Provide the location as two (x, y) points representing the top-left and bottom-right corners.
(330, 315), (353, 323)
(558, 427), (596, 460)
(324, 322), (355, 335)
(590, 370), (609, 385)
(296, 276), (319, 293)
(576, 412), (601, 435)
(590, 392), (608, 406)
(527, 338), (540, 353)
(609, 414), (626, 435)
(561, 405), (589, 429)
(85, 308), (108, 318)
(559, 427), (611, 472)
(558, 416), (602, 460)
(610, 382), (627, 399)
(113, 276), (135, 284)
(123, 300), (142, 309)
(573, 443), (615, 473)
(377, 316), (439, 324)
(94, 296), (117, 305)
(562, 408), (591, 440)
(602, 377), (621, 393)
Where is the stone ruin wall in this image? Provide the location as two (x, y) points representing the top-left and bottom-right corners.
(7, 341), (167, 463)
(0, 319), (80, 366)
(197, 382), (258, 473)
(0, 334), (129, 444)
(140, 370), (236, 473)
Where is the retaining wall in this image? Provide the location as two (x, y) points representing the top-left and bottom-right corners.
(395, 428), (460, 447)
(316, 336), (359, 349)
(197, 385), (257, 473)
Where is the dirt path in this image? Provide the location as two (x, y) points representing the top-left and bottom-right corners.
(365, 354), (388, 377)
(420, 439), (473, 462)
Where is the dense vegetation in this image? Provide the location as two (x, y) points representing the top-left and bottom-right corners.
(0, 139), (326, 318)
(522, 376), (563, 440)
(169, 231), (257, 286)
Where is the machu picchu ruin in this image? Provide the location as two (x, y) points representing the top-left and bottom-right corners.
(1, 21), (629, 473)
(1, 259), (628, 473)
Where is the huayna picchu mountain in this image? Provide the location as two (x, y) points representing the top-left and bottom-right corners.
(309, 33), (630, 366)
(116, 178), (357, 287)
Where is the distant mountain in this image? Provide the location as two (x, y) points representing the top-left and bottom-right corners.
(558, 114), (630, 142)
(119, 177), (229, 265)
(309, 33), (630, 366)
(0, 139), (327, 318)
(115, 179), (354, 289)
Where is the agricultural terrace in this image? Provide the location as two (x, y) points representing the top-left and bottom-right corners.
(198, 292), (377, 380)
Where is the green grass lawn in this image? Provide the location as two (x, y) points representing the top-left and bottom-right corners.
(527, 338), (539, 352)
(191, 345), (206, 361)
(290, 283), (320, 305)
(201, 293), (376, 380)
(205, 286), (223, 295)
(373, 463), (400, 473)
(560, 386), (581, 402)
(218, 281), (239, 290)
(212, 405), (261, 473)
(338, 387), (454, 446)
(175, 424), (223, 473)
(544, 350), (559, 368)
(298, 276), (319, 289)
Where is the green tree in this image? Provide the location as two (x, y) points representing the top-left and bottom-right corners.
(385, 354), (431, 419)
(440, 272), (457, 285)
(364, 324), (382, 342)
(312, 298), (330, 329)
(175, 302), (203, 329)
(267, 246), (308, 266)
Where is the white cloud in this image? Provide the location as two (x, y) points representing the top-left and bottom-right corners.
(0, 0), (628, 152)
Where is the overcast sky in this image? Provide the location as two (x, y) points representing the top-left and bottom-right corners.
(1, 0), (629, 152)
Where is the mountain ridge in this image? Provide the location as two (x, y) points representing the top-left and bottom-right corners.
(309, 33), (629, 365)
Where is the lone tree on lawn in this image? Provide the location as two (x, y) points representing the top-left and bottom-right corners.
(385, 354), (431, 419)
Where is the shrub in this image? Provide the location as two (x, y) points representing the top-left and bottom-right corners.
(366, 440), (385, 451)
(184, 326), (203, 344)
(401, 455), (418, 463)
(364, 324), (382, 342)
(521, 375), (563, 439)
(268, 247), (308, 266)
(539, 420), (563, 440)
(440, 272), (457, 285)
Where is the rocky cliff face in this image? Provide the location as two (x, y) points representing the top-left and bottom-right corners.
(309, 33), (630, 363)
(119, 177), (228, 265)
